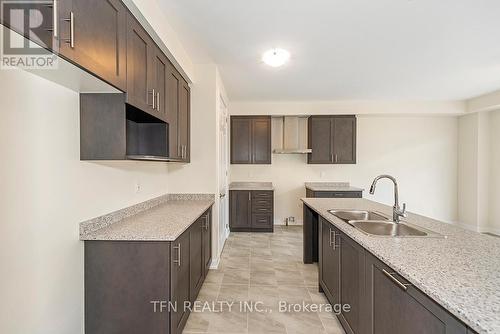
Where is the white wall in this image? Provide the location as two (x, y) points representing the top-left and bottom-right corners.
(457, 113), (479, 230)
(488, 110), (500, 234)
(230, 111), (459, 224)
(230, 100), (465, 116)
(0, 70), (169, 334)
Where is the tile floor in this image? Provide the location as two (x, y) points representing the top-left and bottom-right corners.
(183, 226), (345, 334)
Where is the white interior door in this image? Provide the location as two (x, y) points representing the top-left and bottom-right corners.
(219, 96), (230, 247)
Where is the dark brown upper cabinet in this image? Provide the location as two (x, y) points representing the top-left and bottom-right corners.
(230, 116), (271, 164)
(2, 0), (192, 163)
(58, 0), (128, 91)
(152, 46), (169, 122)
(126, 13), (155, 116)
(1, 0), (127, 90)
(178, 79), (191, 162)
(308, 115), (357, 164)
(166, 63), (180, 158)
(164, 64), (190, 162)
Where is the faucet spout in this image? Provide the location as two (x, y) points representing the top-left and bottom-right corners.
(369, 175), (406, 223)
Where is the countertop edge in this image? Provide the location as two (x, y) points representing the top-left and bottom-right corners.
(79, 194), (215, 241)
(81, 200), (215, 241)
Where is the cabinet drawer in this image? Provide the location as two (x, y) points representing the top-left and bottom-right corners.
(315, 191), (361, 198)
(252, 206), (272, 214)
(252, 191), (273, 199)
(252, 198), (273, 208)
(251, 214), (273, 229)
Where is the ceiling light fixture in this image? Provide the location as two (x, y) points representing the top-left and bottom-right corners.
(262, 48), (290, 67)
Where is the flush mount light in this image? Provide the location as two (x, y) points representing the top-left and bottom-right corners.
(262, 48), (290, 67)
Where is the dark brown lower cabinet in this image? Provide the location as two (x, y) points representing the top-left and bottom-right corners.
(366, 252), (467, 334)
(306, 189), (363, 199)
(319, 218), (341, 305)
(85, 207), (212, 334)
(229, 190), (274, 232)
(189, 219), (204, 302)
(202, 211), (212, 276)
(316, 211), (471, 334)
(170, 228), (191, 334)
(339, 232), (366, 334)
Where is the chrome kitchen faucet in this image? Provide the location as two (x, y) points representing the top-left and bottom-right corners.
(369, 175), (407, 223)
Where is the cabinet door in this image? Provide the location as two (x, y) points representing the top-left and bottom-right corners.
(60, 0), (127, 90)
(319, 218), (341, 305)
(332, 116), (356, 164)
(202, 210), (212, 277)
(339, 233), (366, 334)
(178, 79), (190, 161)
(126, 13), (154, 114)
(229, 190), (251, 230)
(151, 47), (168, 122)
(231, 117), (252, 164)
(170, 230), (191, 334)
(189, 218), (204, 302)
(166, 63), (180, 158)
(308, 116), (333, 164)
(252, 117), (271, 164)
(366, 253), (467, 334)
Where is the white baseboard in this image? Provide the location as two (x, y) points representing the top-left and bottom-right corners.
(479, 226), (500, 236)
(450, 221), (478, 232)
(209, 258), (220, 270)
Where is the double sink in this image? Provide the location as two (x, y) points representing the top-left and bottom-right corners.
(328, 210), (441, 237)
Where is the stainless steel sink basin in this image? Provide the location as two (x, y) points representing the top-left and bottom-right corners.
(328, 210), (388, 222)
(349, 220), (428, 236)
(328, 209), (442, 237)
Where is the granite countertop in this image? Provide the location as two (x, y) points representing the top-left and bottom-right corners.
(301, 197), (500, 334)
(229, 182), (274, 191)
(305, 182), (364, 192)
(80, 194), (215, 241)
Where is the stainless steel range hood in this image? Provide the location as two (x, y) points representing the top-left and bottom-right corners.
(272, 116), (312, 154)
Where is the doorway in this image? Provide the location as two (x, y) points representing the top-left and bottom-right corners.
(218, 95), (230, 253)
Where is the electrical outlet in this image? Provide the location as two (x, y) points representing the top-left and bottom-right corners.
(289, 217), (295, 223)
(135, 181), (141, 193)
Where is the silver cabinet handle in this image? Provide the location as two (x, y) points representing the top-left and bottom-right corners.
(152, 89), (156, 110)
(248, 192), (251, 201)
(335, 154), (338, 163)
(382, 269), (411, 291)
(329, 228), (334, 247)
(43, 1), (57, 37)
(63, 11), (74, 48)
(330, 154), (334, 162)
(173, 243), (181, 267)
(53, 0), (58, 37)
(156, 92), (160, 111)
(332, 230), (337, 250)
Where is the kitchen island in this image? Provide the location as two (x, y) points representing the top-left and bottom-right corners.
(302, 197), (500, 334)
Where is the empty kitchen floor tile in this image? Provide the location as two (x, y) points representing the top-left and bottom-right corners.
(183, 226), (345, 334)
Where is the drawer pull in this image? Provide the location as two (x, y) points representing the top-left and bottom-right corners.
(173, 243), (181, 267)
(382, 269), (411, 291)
